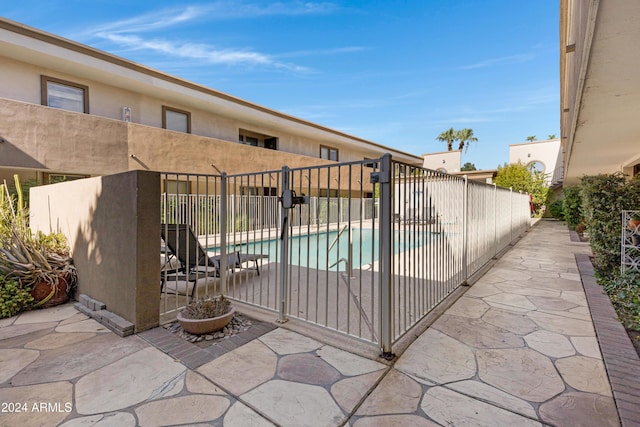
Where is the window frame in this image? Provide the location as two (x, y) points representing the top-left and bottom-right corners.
(162, 106), (192, 134)
(41, 75), (89, 114)
(320, 145), (339, 161)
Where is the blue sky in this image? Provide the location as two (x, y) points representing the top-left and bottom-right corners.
(4, 1), (559, 170)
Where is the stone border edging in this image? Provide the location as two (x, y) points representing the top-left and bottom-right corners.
(575, 253), (640, 427)
(74, 294), (134, 337)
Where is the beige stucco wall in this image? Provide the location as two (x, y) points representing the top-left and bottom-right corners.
(0, 53), (403, 165)
(29, 170), (160, 332)
(0, 98), (129, 175)
(0, 97), (379, 195)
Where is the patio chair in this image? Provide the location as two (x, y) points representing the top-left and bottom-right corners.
(234, 252), (269, 276)
(161, 224), (219, 298)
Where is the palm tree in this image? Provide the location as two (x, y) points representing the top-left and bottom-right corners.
(456, 128), (478, 152)
(548, 134), (557, 139)
(436, 128), (456, 151)
(526, 135), (537, 142)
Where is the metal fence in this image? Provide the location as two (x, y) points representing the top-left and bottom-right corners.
(622, 210), (640, 273)
(158, 154), (531, 355)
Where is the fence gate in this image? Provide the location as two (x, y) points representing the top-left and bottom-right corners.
(159, 155), (531, 355)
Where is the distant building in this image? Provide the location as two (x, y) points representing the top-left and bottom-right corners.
(422, 150), (461, 174)
(422, 150), (496, 184)
(509, 138), (563, 187)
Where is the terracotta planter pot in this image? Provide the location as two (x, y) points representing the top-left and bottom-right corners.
(30, 275), (71, 308)
(630, 219), (640, 232)
(177, 307), (235, 335)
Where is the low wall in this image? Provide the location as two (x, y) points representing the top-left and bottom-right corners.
(30, 170), (160, 332)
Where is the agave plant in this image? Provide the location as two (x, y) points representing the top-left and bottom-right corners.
(0, 176), (77, 308)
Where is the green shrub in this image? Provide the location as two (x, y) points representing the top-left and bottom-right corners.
(601, 270), (640, 331)
(581, 173), (640, 277)
(0, 275), (33, 318)
(548, 200), (564, 219)
(494, 162), (550, 215)
(562, 186), (583, 229)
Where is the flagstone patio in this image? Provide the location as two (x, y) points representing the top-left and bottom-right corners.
(0, 220), (635, 426)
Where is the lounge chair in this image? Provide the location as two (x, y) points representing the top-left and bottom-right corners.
(160, 224), (216, 298)
(234, 252), (269, 275)
(161, 223), (267, 286)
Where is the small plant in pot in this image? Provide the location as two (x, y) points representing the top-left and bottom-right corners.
(177, 294), (235, 335)
(630, 213), (640, 232)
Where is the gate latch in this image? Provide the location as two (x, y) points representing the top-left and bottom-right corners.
(280, 189), (309, 209)
(370, 170), (390, 184)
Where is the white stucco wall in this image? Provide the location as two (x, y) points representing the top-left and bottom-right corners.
(509, 139), (563, 186)
(422, 150), (462, 173)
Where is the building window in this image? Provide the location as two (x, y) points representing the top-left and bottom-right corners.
(162, 106), (191, 133)
(238, 129), (278, 150)
(239, 135), (259, 146)
(44, 173), (90, 184)
(527, 161), (545, 174)
(162, 180), (191, 194)
(41, 76), (89, 113)
(633, 163), (640, 177)
(320, 145), (339, 161)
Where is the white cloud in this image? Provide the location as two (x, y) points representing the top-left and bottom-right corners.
(97, 33), (308, 71)
(87, 2), (345, 71)
(92, 2), (339, 35)
(459, 53), (535, 70)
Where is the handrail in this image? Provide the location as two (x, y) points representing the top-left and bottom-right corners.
(328, 224), (349, 252)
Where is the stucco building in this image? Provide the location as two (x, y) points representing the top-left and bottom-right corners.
(560, 0), (640, 185)
(509, 138), (563, 187)
(0, 18), (421, 190)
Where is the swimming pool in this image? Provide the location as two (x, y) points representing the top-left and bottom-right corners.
(209, 228), (428, 271)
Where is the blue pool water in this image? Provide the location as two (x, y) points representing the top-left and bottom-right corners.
(210, 228), (428, 271)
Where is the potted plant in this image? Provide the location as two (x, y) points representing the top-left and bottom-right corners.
(629, 213), (640, 232)
(0, 176), (77, 311)
(177, 294), (235, 335)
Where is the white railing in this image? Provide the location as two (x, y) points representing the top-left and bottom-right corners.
(622, 210), (640, 273)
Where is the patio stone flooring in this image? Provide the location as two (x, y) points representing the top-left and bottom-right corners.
(0, 220), (633, 426)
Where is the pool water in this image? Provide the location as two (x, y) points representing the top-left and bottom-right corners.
(210, 228), (428, 271)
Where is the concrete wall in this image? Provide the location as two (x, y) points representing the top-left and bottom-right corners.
(29, 170), (160, 332)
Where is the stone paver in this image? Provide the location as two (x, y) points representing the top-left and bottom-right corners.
(0, 381), (73, 427)
(197, 339), (277, 395)
(135, 394), (231, 426)
(477, 347), (565, 402)
(24, 332), (96, 350)
(58, 412), (137, 427)
(355, 369), (422, 416)
(524, 329), (576, 358)
(421, 386), (542, 427)
(243, 380), (345, 427)
(555, 356), (612, 396)
(0, 348), (39, 383)
(395, 328), (476, 384)
(75, 347), (187, 414)
(539, 392), (619, 427)
(0, 221), (628, 426)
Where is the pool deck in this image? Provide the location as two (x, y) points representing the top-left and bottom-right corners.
(1, 220), (638, 426)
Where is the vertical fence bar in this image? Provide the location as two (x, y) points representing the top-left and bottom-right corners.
(219, 173), (228, 296)
(462, 175), (468, 283)
(278, 166), (290, 323)
(378, 154), (393, 358)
